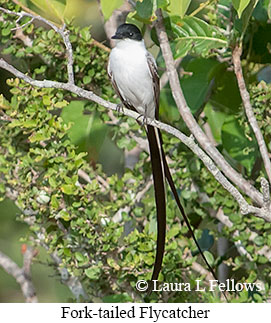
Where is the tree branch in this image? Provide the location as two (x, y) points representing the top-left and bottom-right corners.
(0, 6), (75, 84)
(1, 6), (270, 221)
(4, 188), (88, 301)
(214, 208), (253, 261)
(97, 0), (132, 48)
(154, 8), (263, 206)
(232, 44), (271, 185)
(0, 248), (38, 302)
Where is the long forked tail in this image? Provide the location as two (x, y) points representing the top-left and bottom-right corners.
(146, 125), (166, 289)
(146, 124), (227, 300)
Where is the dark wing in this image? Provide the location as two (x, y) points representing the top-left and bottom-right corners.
(146, 52), (160, 120)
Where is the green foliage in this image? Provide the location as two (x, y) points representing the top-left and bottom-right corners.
(0, 0), (271, 303)
(165, 15), (227, 58)
(135, 0), (170, 21)
(180, 58), (221, 114)
(168, 0), (191, 18)
(100, 0), (124, 21)
(28, 0), (67, 23)
(221, 115), (260, 174)
(232, 0), (252, 18)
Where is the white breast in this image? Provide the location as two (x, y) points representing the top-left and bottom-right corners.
(108, 39), (156, 119)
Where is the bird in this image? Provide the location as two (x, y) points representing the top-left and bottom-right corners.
(108, 23), (166, 289)
(108, 23), (217, 294)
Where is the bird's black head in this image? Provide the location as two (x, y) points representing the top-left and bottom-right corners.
(111, 23), (142, 41)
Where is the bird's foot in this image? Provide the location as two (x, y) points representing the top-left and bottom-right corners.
(136, 114), (148, 127)
(116, 103), (124, 114)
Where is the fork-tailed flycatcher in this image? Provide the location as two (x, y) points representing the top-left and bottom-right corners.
(108, 23), (218, 293)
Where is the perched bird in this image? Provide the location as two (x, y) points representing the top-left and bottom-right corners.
(108, 23), (166, 287)
(108, 23), (217, 293)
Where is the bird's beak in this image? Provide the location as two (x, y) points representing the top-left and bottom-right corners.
(111, 33), (122, 39)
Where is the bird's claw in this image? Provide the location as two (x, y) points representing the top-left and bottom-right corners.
(136, 114), (148, 127)
(116, 103), (124, 114)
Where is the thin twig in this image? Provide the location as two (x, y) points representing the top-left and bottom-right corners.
(3, 186), (88, 301)
(261, 177), (270, 211)
(11, 0), (110, 52)
(11, 17), (34, 30)
(97, 0), (132, 48)
(215, 208), (253, 261)
(232, 45), (271, 185)
(191, 262), (213, 281)
(0, 6), (74, 84)
(0, 249), (38, 302)
(214, 208), (271, 262)
(190, 0), (215, 17)
(160, 57), (182, 90)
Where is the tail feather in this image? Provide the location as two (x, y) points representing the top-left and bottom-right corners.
(146, 125), (166, 285)
(146, 125), (227, 299)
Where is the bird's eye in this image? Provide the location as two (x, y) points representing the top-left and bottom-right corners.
(129, 32), (133, 36)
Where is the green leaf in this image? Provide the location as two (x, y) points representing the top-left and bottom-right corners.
(51, 195), (59, 209)
(232, 0), (251, 18)
(204, 104), (227, 143)
(229, 213), (242, 223)
(102, 294), (132, 303)
(210, 68), (242, 112)
(23, 120), (38, 128)
(0, 94), (11, 110)
(83, 75), (91, 84)
(138, 242), (153, 252)
(168, 0), (191, 18)
(49, 176), (57, 188)
(203, 251), (214, 266)
(100, 0), (124, 21)
(242, 0), (260, 34)
(2, 45), (15, 55)
(75, 252), (85, 262)
(136, 0), (169, 20)
(2, 28), (11, 36)
(253, 293), (263, 302)
(167, 16), (227, 58)
(29, 0), (67, 22)
(136, 0), (154, 20)
(167, 224), (180, 239)
(61, 101), (108, 161)
(61, 184), (76, 195)
(107, 257), (120, 270)
(47, 29), (55, 40)
(80, 27), (91, 42)
(254, 236), (265, 246)
(63, 247), (71, 257)
(234, 0), (260, 36)
(58, 210), (71, 221)
(0, 183), (5, 194)
(54, 100), (68, 108)
(85, 266), (101, 280)
(34, 65), (47, 74)
(180, 58), (221, 114)
(221, 115), (259, 173)
(268, 0), (271, 19)
(42, 95), (51, 106)
(29, 131), (50, 143)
